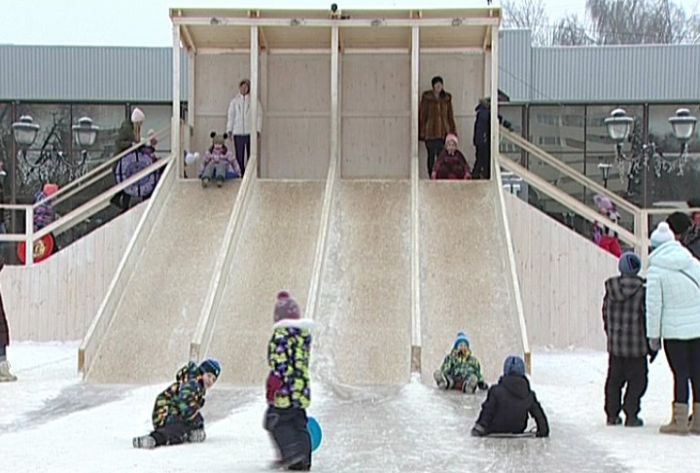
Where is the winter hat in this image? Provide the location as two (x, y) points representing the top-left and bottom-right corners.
(130, 107), (145, 124)
(199, 359), (221, 378)
(147, 129), (158, 146)
(503, 355), (526, 377)
(445, 133), (459, 146)
(453, 332), (470, 350)
(618, 252), (641, 276)
(431, 76), (443, 87)
(274, 291), (301, 322)
(650, 222), (675, 248)
(210, 131), (228, 147)
(43, 183), (59, 197)
(666, 211), (691, 237)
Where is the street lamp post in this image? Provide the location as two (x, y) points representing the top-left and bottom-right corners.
(605, 107), (697, 178)
(72, 116), (100, 163)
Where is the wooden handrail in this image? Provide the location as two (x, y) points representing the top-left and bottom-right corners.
(500, 127), (641, 216)
(498, 155), (641, 248)
(33, 156), (171, 241)
(33, 126), (170, 209)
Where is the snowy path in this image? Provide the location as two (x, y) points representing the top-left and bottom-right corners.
(1, 344), (699, 472)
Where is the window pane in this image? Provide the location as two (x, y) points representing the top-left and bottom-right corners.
(529, 105), (585, 154)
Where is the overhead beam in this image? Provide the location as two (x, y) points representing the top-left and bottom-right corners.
(259, 26), (269, 51)
(483, 25), (491, 50)
(250, 25), (259, 175)
(176, 10), (197, 52)
(172, 23), (182, 178)
(172, 17), (501, 27)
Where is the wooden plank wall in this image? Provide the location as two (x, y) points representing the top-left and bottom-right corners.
(262, 53), (331, 179)
(504, 192), (616, 350)
(0, 206), (144, 341)
(341, 53), (411, 178)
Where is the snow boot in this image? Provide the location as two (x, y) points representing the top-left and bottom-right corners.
(216, 177), (224, 188)
(0, 360), (17, 382)
(624, 416), (643, 427)
(433, 370), (448, 390)
(201, 177), (210, 188)
(462, 375), (478, 394)
(606, 416), (622, 426)
(691, 404), (700, 434)
(133, 435), (157, 449)
(186, 428), (206, 443)
(659, 403), (689, 435)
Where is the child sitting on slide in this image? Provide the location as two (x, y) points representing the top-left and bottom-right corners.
(133, 359), (221, 449)
(471, 355), (549, 438)
(201, 132), (240, 188)
(433, 332), (488, 394)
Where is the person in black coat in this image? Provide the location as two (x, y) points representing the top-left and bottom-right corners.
(471, 356), (549, 437)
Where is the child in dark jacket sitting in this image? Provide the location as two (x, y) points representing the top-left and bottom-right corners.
(471, 355), (549, 437)
(133, 359), (221, 449)
(433, 332), (488, 394)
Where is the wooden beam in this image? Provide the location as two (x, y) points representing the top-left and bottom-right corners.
(172, 17), (501, 28)
(331, 26), (340, 173)
(483, 25), (491, 50)
(258, 26), (269, 51)
(187, 50), (196, 152)
(177, 10), (197, 53)
(489, 25), (498, 180)
(410, 25), (421, 352)
(172, 23), (182, 178)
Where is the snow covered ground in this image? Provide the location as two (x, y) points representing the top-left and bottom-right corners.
(1, 343), (699, 472)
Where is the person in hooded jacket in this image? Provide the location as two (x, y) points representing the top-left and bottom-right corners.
(264, 291), (314, 471)
(646, 222), (700, 435)
(602, 252), (653, 427)
(133, 359), (221, 448)
(471, 355), (549, 437)
(434, 332), (488, 394)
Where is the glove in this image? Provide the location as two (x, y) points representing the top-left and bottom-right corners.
(648, 338), (661, 353)
(471, 424), (486, 437)
(477, 381), (489, 391)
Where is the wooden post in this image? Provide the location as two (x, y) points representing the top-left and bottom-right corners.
(410, 25), (421, 363)
(250, 26), (259, 176)
(186, 50), (195, 157)
(489, 25), (499, 180)
(26, 206), (34, 266)
(172, 24), (182, 178)
(331, 26), (339, 170)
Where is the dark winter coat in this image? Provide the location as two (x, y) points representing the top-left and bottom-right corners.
(0, 292), (9, 348)
(602, 275), (649, 358)
(432, 150), (471, 180)
(418, 91), (457, 141)
(473, 103), (491, 148)
(151, 362), (207, 430)
(475, 375), (549, 437)
(0, 260), (9, 348)
(682, 224), (700, 261)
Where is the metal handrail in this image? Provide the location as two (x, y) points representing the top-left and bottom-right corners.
(33, 126), (170, 209)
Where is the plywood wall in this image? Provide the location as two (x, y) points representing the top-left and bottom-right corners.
(418, 52), (485, 178)
(192, 53), (249, 159)
(341, 53), (411, 178)
(505, 192), (616, 350)
(261, 53), (331, 179)
(1, 206), (144, 342)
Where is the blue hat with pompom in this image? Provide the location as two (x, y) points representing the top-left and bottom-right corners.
(453, 332), (470, 350)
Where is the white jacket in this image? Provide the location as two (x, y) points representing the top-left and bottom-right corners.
(646, 240), (700, 340)
(226, 94), (263, 136)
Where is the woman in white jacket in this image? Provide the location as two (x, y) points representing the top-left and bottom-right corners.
(226, 79), (263, 175)
(646, 221), (700, 434)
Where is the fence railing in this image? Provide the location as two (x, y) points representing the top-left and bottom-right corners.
(0, 128), (171, 266)
(499, 125), (700, 268)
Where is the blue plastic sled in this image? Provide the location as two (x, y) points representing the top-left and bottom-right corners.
(307, 416), (323, 452)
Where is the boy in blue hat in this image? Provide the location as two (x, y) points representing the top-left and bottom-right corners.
(471, 355), (549, 437)
(133, 359), (221, 449)
(433, 332), (488, 393)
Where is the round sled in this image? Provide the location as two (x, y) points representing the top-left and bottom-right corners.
(17, 234), (55, 264)
(307, 416), (323, 452)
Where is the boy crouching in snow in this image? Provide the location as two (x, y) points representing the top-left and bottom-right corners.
(471, 356), (549, 437)
(133, 359), (221, 449)
(264, 291), (314, 471)
(602, 252), (651, 427)
(433, 332), (488, 394)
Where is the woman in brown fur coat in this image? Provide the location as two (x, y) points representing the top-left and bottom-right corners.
(418, 76), (457, 176)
